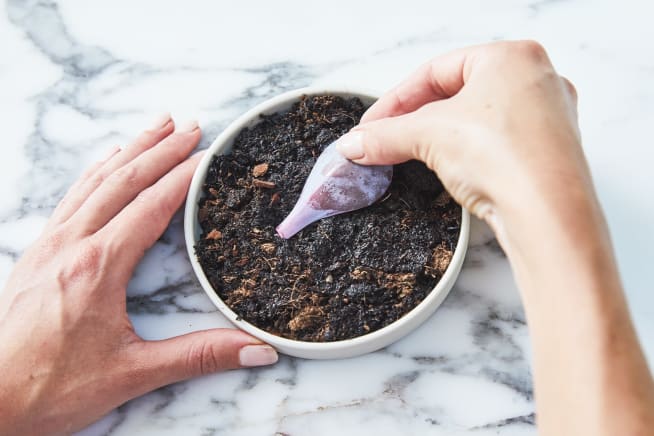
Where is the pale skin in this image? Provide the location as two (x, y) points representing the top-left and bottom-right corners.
(1, 40), (652, 435)
(335, 40), (654, 435)
(0, 119), (278, 436)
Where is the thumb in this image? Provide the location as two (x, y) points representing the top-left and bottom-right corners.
(335, 109), (434, 166)
(127, 329), (278, 392)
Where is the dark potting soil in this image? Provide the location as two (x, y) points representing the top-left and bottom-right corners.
(196, 95), (461, 342)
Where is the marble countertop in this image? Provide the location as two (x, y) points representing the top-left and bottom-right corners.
(2, 0), (653, 434)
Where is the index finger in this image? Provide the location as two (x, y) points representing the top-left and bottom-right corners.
(97, 152), (204, 277)
(361, 45), (476, 123)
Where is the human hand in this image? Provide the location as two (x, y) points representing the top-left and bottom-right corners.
(335, 40), (589, 248)
(0, 115), (278, 436)
(335, 41), (654, 436)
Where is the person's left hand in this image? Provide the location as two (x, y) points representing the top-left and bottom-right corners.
(0, 115), (278, 436)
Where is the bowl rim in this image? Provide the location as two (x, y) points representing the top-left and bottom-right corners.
(184, 86), (470, 356)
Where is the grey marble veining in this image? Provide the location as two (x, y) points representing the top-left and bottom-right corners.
(1, 0), (653, 434)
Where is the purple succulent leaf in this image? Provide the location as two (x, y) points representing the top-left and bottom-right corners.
(276, 141), (392, 239)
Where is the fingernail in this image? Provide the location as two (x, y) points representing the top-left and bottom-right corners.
(176, 120), (199, 133)
(239, 345), (278, 367)
(190, 150), (206, 160)
(335, 131), (365, 160)
(105, 146), (121, 158)
(150, 112), (171, 130)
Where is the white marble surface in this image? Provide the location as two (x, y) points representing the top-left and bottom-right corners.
(1, 0), (653, 434)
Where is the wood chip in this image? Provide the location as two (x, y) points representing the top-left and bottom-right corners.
(206, 229), (222, 240)
(253, 179), (275, 189)
(198, 207), (208, 223)
(270, 192), (281, 206)
(252, 163), (269, 177)
(288, 307), (323, 332)
(350, 267), (371, 280)
(242, 278), (257, 288)
(261, 243), (276, 254)
(425, 244), (453, 278)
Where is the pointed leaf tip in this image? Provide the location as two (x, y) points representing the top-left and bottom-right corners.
(276, 140), (392, 239)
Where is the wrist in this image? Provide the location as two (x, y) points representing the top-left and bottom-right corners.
(490, 177), (632, 366)
(489, 177), (620, 299)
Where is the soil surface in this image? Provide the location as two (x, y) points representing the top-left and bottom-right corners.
(196, 95), (461, 342)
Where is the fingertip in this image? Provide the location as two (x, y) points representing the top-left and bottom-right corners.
(360, 105), (380, 124)
(177, 149), (206, 173)
(335, 131), (365, 160)
(208, 329), (277, 368)
(175, 119), (200, 134)
(190, 150), (206, 161)
(104, 145), (122, 158)
(348, 114), (427, 166)
(148, 112), (172, 131)
(239, 345), (279, 367)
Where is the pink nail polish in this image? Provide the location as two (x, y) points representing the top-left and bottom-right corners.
(335, 131), (365, 160)
(176, 120), (199, 133)
(104, 146), (121, 159)
(150, 112), (171, 130)
(239, 345), (278, 367)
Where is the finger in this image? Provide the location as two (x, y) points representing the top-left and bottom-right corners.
(336, 105), (441, 166)
(50, 113), (175, 227)
(47, 146), (120, 231)
(361, 46), (475, 123)
(97, 152), (203, 274)
(560, 75), (578, 104)
(74, 122), (200, 235)
(126, 329), (277, 393)
(48, 146), (120, 225)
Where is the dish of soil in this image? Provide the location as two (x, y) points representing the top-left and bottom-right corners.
(195, 95), (461, 342)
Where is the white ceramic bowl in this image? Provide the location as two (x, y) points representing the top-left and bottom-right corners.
(184, 87), (470, 359)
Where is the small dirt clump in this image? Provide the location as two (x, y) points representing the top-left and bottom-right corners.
(196, 95), (461, 342)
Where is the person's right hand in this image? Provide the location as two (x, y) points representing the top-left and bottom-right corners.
(336, 40), (590, 247)
(337, 41), (654, 436)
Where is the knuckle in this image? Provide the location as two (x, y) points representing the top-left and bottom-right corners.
(354, 127), (373, 152)
(561, 76), (578, 100)
(72, 162), (102, 189)
(410, 105), (438, 153)
(81, 160), (105, 180)
(388, 88), (410, 115)
(76, 241), (106, 271)
(109, 165), (140, 189)
(141, 128), (161, 140)
(186, 341), (224, 375)
(41, 227), (69, 255)
(87, 171), (108, 190)
(78, 167), (96, 183)
(142, 186), (176, 218)
(427, 61), (448, 96)
(133, 129), (163, 148)
(56, 241), (107, 288)
(511, 40), (548, 62)
(354, 126), (387, 163)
